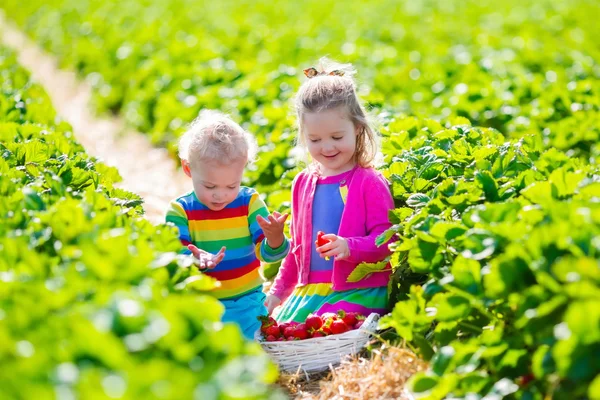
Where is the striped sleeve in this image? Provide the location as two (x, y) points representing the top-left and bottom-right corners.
(247, 191), (290, 263)
(165, 200), (192, 255)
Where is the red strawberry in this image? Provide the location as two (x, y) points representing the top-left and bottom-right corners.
(283, 325), (296, 338)
(320, 312), (338, 321)
(354, 320), (364, 330)
(258, 315), (276, 335)
(305, 314), (323, 330)
(266, 335), (277, 342)
(286, 336), (297, 341)
(330, 320), (350, 334)
(278, 322), (292, 332)
(315, 231), (331, 261)
(338, 311), (363, 327)
(517, 373), (535, 387)
(320, 326), (332, 335)
(292, 323), (309, 340)
(264, 324), (281, 338)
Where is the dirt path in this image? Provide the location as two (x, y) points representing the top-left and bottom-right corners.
(0, 12), (190, 224)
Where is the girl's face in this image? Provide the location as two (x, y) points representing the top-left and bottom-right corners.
(303, 107), (358, 176)
(182, 157), (246, 211)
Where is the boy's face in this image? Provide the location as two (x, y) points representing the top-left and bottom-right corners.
(182, 157), (246, 211)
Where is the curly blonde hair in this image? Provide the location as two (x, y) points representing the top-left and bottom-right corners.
(295, 57), (379, 168)
(178, 110), (258, 165)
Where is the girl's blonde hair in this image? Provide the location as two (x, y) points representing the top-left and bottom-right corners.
(178, 110), (258, 165)
(295, 57), (379, 168)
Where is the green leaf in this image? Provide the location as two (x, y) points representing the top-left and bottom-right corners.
(376, 225), (398, 246)
(346, 260), (390, 283)
(549, 168), (584, 198)
(409, 373), (439, 394)
(408, 239), (441, 273)
(174, 274), (218, 291)
(450, 256), (481, 294)
(432, 346), (455, 376)
(389, 207), (414, 224)
(588, 374), (600, 400)
(475, 170), (499, 201)
(430, 293), (472, 322)
(407, 193), (431, 208)
(532, 345), (554, 379)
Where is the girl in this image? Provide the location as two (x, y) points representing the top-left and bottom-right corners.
(265, 58), (395, 323)
(166, 110), (290, 339)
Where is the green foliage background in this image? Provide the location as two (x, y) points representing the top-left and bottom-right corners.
(1, 0), (599, 399)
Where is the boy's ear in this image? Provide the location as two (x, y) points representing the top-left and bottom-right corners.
(181, 160), (192, 178)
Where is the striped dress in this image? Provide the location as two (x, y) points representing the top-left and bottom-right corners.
(274, 170), (388, 323)
(166, 187), (289, 338)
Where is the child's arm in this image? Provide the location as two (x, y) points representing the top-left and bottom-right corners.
(266, 175), (303, 305)
(268, 221), (299, 303)
(166, 200), (225, 269)
(314, 174), (395, 263)
(166, 200), (193, 255)
(343, 174), (396, 263)
(247, 192), (290, 263)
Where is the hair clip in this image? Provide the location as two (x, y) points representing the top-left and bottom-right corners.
(303, 67), (345, 78)
(303, 67), (319, 78)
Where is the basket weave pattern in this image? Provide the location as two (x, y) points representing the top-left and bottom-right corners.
(256, 313), (380, 373)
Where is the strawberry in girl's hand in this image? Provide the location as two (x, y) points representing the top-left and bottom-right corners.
(315, 231), (332, 260)
(305, 314), (323, 331)
(330, 320), (350, 334)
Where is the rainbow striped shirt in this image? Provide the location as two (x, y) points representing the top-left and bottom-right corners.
(166, 187), (290, 299)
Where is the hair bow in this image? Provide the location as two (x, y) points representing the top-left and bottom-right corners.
(303, 67), (345, 78)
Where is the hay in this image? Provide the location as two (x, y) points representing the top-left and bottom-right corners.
(277, 346), (427, 399)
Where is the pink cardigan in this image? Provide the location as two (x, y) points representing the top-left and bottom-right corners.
(269, 166), (395, 301)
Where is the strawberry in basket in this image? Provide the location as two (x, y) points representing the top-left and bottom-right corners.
(338, 310), (366, 329)
(258, 310), (367, 341)
(258, 316), (281, 341)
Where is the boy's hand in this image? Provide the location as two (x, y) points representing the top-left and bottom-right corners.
(264, 294), (281, 314)
(256, 211), (289, 249)
(188, 244), (226, 269)
(316, 234), (350, 261)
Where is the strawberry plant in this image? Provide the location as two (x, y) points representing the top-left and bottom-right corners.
(2, 0), (599, 199)
(373, 117), (600, 399)
(0, 48), (281, 399)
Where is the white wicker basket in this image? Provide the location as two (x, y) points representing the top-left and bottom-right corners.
(256, 313), (380, 373)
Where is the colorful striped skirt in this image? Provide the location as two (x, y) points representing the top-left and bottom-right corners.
(273, 283), (388, 323)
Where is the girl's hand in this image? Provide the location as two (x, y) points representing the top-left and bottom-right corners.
(188, 244), (226, 269)
(264, 294), (281, 315)
(256, 211), (289, 249)
(316, 234), (350, 261)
